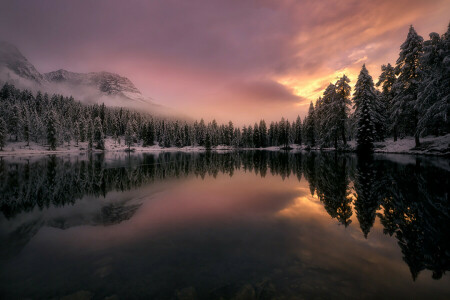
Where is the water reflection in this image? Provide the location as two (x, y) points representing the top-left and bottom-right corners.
(0, 152), (449, 299)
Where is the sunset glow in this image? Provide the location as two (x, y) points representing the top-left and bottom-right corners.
(1, 0), (448, 124)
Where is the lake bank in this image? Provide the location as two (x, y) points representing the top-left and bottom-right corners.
(1, 134), (449, 157)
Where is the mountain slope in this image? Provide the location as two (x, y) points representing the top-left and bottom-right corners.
(0, 41), (156, 106)
(0, 41), (46, 85)
(44, 69), (150, 103)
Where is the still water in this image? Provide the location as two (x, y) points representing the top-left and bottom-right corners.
(0, 151), (449, 299)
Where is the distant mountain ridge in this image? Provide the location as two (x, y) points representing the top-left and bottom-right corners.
(0, 41), (154, 105)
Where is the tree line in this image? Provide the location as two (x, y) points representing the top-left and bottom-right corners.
(0, 23), (448, 153)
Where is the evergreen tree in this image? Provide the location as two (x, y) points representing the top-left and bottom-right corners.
(253, 122), (261, 147)
(259, 119), (268, 147)
(0, 117), (6, 151)
(333, 75), (351, 147)
(87, 119), (94, 150)
(377, 63), (397, 140)
(294, 115), (302, 145)
(125, 120), (134, 150)
(46, 111), (58, 150)
(304, 102), (315, 146)
(417, 25), (450, 135)
(73, 121), (80, 146)
(354, 65), (376, 153)
(205, 128), (212, 150)
(94, 117), (105, 150)
(392, 25), (424, 146)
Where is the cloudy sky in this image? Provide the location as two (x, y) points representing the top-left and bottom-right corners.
(0, 0), (449, 124)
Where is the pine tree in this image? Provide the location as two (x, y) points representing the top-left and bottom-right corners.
(392, 25), (424, 146)
(417, 24), (450, 135)
(0, 117), (6, 151)
(294, 115), (302, 145)
(46, 111), (58, 150)
(73, 121), (80, 146)
(259, 119), (268, 147)
(377, 63), (396, 140)
(253, 122), (261, 147)
(305, 102), (315, 146)
(354, 65), (376, 153)
(125, 120), (134, 150)
(334, 75), (351, 147)
(94, 116), (105, 150)
(87, 119), (94, 150)
(205, 128), (212, 150)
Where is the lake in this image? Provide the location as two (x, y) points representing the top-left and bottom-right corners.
(0, 151), (449, 299)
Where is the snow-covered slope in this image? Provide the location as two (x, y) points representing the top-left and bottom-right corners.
(0, 41), (46, 85)
(44, 69), (150, 103)
(0, 41), (156, 105)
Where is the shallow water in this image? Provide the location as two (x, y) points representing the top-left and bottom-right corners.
(0, 151), (449, 299)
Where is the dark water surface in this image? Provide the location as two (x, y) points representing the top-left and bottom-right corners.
(0, 151), (449, 299)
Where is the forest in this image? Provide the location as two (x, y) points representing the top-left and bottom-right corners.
(0, 23), (448, 153)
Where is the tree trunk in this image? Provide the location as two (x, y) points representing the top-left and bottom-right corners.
(393, 125), (398, 142)
(334, 136), (338, 150)
(415, 133), (420, 148)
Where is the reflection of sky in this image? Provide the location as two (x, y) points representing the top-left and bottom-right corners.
(1, 171), (449, 299)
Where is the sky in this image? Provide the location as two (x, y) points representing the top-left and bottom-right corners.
(0, 0), (449, 124)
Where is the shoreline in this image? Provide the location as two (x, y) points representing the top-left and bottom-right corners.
(1, 134), (449, 158)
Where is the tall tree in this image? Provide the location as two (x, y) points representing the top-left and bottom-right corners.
(46, 111), (58, 151)
(417, 25), (450, 135)
(353, 65), (376, 153)
(377, 63), (397, 140)
(0, 117), (6, 151)
(93, 116), (105, 150)
(304, 102), (315, 146)
(392, 25), (424, 146)
(334, 75), (352, 147)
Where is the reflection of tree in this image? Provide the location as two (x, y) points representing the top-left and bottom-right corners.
(377, 159), (450, 280)
(314, 154), (352, 227)
(353, 155), (381, 238)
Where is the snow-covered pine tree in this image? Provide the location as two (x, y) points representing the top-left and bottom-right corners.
(73, 121), (80, 146)
(259, 119), (268, 147)
(304, 102), (315, 146)
(0, 117), (6, 151)
(392, 25), (423, 146)
(87, 119), (94, 150)
(376, 63), (396, 140)
(94, 117), (105, 150)
(46, 111), (58, 150)
(353, 65), (376, 153)
(294, 115), (302, 145)
(417, 23), (450, 135)
(205, 127), (212, 150)
(334, 75), (352, 147)
(125, 120), (134, 150)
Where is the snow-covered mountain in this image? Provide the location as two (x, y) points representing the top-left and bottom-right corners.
(44, 69), (150, 103)
(0, 41), (47, 85)
(0, 41), (155, 105)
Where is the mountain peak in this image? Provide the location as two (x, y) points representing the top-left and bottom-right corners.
(0, 41), (46, 84)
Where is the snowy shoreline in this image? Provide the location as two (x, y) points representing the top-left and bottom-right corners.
(0, 135), (449, 157)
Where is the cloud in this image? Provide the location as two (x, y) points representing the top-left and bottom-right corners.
(0, 0), (449, 122)
(230, 79), (303, 104)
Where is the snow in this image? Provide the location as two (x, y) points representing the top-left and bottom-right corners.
(1, 135), (449, 157)
(374, 134), (450, 156)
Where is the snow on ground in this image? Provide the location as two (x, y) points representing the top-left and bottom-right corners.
(0, 135), (449, 157)
(374, 134), (450, 156)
